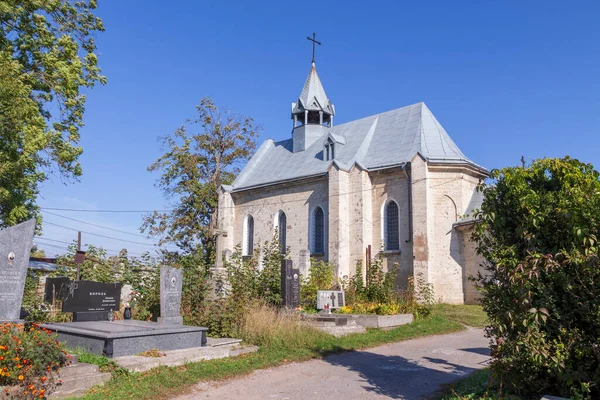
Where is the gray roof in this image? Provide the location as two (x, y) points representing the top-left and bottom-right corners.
(232, 102), (486, 191)
(292, 62), (335, 116)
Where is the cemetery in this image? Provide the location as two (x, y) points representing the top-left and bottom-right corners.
(0, 219), (435, 398)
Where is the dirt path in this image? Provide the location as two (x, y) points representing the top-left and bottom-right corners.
(174, 328), (490, 400)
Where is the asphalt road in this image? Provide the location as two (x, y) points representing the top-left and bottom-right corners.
(175, 328), (490, 400)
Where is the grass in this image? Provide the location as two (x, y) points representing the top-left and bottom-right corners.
(78, 305), (484, 400)
(432, 304), (488, 328)
(437, 368), (522, 400)
(69, 348), (125, 374)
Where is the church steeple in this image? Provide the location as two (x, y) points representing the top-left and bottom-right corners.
(291, 62), (335, 126)
(291, 34), (335, 153)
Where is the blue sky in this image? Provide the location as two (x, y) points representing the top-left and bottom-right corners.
(36, 0), (600, 257)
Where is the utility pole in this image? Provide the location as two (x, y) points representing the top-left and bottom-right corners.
(75, 231), (84, 280)
(521, 156), (526, 169)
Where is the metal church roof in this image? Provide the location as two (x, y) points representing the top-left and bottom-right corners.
(292, 62), (335, 116)
(231, 102), (486, 191)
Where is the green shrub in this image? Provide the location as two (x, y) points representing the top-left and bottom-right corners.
(473, 157), (600, 399)
(0, 322), (69, 398)
(299, 259), (335, 309)
(340, 254), (433, 317)
(200, 234), (287, 337)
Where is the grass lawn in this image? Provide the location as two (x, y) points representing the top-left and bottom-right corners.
(432, 304), (488, 328)
(78, 305), (485, 400)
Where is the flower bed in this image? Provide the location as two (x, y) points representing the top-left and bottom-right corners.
(0, 322), (69, 398)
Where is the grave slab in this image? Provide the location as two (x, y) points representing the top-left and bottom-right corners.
(40, 320), (207, 358)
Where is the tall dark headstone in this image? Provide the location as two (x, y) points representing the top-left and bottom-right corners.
(281, 259), (300, 308)
(0, 219), (36, 322)
(159, 266), (183, 325)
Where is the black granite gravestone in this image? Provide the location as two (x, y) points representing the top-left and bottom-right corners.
(281, 259), (300, 308)
(62, 280), (122, 321)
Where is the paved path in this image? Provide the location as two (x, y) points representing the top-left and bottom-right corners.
(174, 328), (490, 400)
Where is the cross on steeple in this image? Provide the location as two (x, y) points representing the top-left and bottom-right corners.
(306, 32), (321, 64)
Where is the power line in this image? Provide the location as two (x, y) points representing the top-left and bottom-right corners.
(35, 239), (152, 258)
(35, 237), (146, 256)
(41, 178), (466, 215)
(39, 186), (381, 213)
(42, 207), (172, 213)
(42, 221), (166, 248)
(42, 210), (148, 238)
(36, 237), (73, 245)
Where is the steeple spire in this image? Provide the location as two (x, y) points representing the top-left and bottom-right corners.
(290, 42), (335, 152)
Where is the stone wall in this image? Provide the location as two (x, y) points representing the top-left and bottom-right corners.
(457, 224), (487, 304)
(426, 164), (482, 303)
(368, 166), (413, 288)
(215, 156), (488, 304)
(222, 177), (329, 276)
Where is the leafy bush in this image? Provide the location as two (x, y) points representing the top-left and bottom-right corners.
(341, 254), (433, 317)
(473, 157), (600, 399)
(199, 235), (286, 337)
(299, 259), (335, 309)
(343, 254), (398, 305)
(0, 323), (69, 398)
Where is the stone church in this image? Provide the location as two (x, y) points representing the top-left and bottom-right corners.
(215, 60), (488, 304)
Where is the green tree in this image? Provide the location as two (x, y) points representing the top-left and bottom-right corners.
(142, 97), (260, 263)
(472, 157), (600, 399)
(0, 0), (105, 227)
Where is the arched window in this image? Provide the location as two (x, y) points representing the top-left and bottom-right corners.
(243, 214), (254, 256)
(311, 206), (325, 254)
(383, 200), (400, 251)
(276, 211), (287, 254)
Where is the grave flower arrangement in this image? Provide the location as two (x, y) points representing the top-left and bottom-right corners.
(0, 322), (69, 398)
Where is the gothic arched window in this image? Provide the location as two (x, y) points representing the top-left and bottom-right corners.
(311, 206), (325, 254)
(243, 214), (254, 256)
(383, 200), (400, 251)
(277, 211), (287, 254)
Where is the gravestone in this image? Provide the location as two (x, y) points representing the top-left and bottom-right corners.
(158, 266), (183, 325)
(0, 219), (36, 322)
(62, 280), (122, 321)
(281, 259), (300, 308)
(44, 276), (70, 303)
(298, 249), (310, 277)
(317, 290), (346, 310)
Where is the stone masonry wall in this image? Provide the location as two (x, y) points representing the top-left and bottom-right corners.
(457, 225), (486, 304)
(226, 178), (329, 276)
(427, 165), (482, 303)
(369, 167), (413, 288)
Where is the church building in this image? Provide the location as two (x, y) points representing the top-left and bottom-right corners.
(215, 56), (488, 304)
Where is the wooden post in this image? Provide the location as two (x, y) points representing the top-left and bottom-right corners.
(366, 245), (372, 287)
(76, 231), (81, 280)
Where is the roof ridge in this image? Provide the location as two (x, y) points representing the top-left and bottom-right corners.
(333, 102), (424, 130)
(353, 116), (379, 166)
